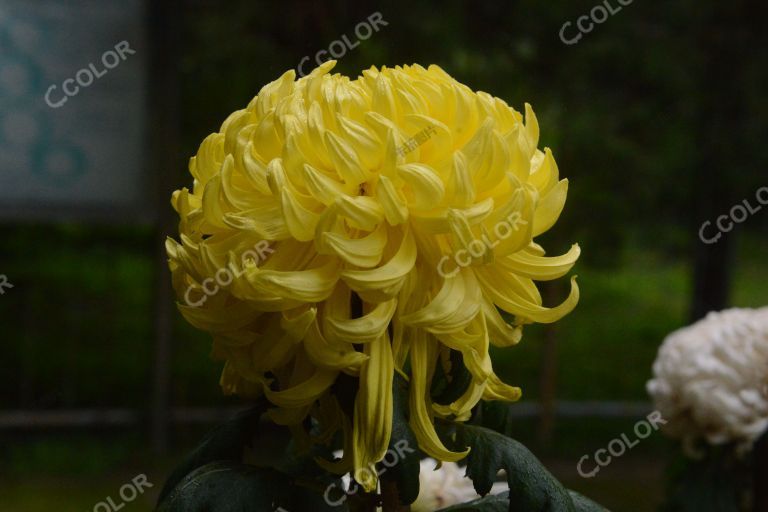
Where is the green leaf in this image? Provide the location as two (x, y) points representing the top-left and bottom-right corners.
(380, 373), (421, 505)
(458, 424), (572, 507)
(438, 491), (607, 512)
(157, 401), (267, 503)
(267, 437), (352, 511)
(274, 471), (351, 512)
(567, 490), (610, 511)
(157, 461), (276, 512)
(444, 423), (608, 512)
(433, 349), (473, 406)
(437, 491), (510, 511)
(157, 459), (352, 512)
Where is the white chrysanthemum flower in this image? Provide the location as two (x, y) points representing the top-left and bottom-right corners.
(647, 307), (768, 455)
(332, 453), (505, 510)
(412, 458), (506, 511)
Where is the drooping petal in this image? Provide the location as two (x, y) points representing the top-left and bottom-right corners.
(503, 243), (580, 281)
(477, 271), (580, 324)
(325, 299), (398, 344)
(352, 333), (395, 491)
(341, 228), (417, 301)
(408, 332), (470, 462)
(264, 366), (339, 408)
(304, 319), (368, 371)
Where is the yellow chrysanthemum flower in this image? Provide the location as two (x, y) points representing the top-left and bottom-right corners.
(166, 61), (579, 491)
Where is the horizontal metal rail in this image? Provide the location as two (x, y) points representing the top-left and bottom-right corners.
(0, 402), (653, 429)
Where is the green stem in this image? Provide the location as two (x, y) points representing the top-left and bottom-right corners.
(381, 480), (410, 511)
(357, 490), (379, 512)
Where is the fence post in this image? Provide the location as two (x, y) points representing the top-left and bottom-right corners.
(148, 0), (182, 455)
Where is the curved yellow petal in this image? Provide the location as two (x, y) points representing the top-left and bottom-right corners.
(481, 298), (523, 348)
(375, 174), (409, 225)
(325, 299), (398, 344)
(503, 243), (580, 281)
(244, 258), (340, 303)
(352, 333), (394, 491)
(325, 130), (369, 186)
(319, 223), (387, 268)
(477, 272), (580, 324)
(533, 177), (568, 237)
(408, 332), (469, 462)
(341, 228), (416, 301)
(401, 270), (481, 334)
(304, 320), (368, 371)
(264, 366), (338, 408)
(397, 163), (445, 209)
(336, 195), (385, 231)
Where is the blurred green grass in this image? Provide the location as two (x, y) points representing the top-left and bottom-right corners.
(1, 474), (159, 512)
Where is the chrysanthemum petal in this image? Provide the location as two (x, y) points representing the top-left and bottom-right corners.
(325, 130), (369, 186)
(325, 299), (398, 344)
(375, 174), (409, 225)
(244, 258), (340, 303)
(532, 178), (568, 237)
(353, 333), (394, 491)
(397, 163), (446, 209)
(477, 272), (580, 324)
(320, 223), (387, 268)
(264, 366), (338, 408)
(409, 333), (470, 462)
(503, 243), (580, 281)
(402, 270), (481, 334)
(304, 320), (369, 371)
(341, 228), (417, 301)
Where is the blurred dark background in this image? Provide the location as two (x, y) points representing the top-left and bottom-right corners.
(0, 1), (766, 510)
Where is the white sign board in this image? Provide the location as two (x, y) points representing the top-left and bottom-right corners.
(0, 0), (149, 221)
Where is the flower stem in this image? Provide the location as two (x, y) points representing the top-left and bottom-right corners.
(755, 432), (768, 512)
(381, 480), (410, 511)
(358, 490), (379, 512)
